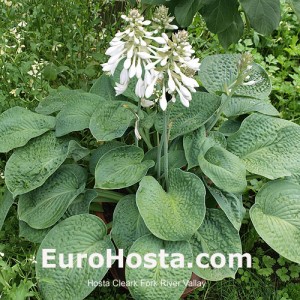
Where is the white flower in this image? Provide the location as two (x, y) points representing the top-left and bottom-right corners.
(141, 98), (155, 108)
(135, 78), (146, 98)
(17, 21), (27, 27)
(142, 30), (200, 110)
(115, 82), (129, 96)
(102, 8), (200, 111)
(101, 9), (154, 88)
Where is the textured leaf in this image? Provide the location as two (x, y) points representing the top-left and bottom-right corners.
(126, 234), (192, 300)
(235, 64), (272, 99)
(67, 140), (90, 162)
(240, 0), (280, 35)
(250, 180), (300, 263)
(36, 214), (115, 300)
(35, 90), (84, 115)
(205, 131), (227, 149)
(218, 11), (244, 48)
(199, 54), (271, 99)
(227, 114), (300, 179)
(18, 164), (87, 229)
(137, 169), (206, 241)
(190, 209), (242, 280)
(207, 186), (245, 230)
(183, 127), (206, 170)
(200, 0), (239, 33)
(89, 141), (125, 174)
(219, 119), (241, 136)
(89, 101), (136, 141)
(111, 195), (150, 256)
(0, 188), (14, 231)
(19, 190), (97, 243)
(95, 145), (154, 189)
(4, 132), (84, 197)
(223, 96), (279, 117)
(55, 94), (105, 137)
(155, 92), (221, 140)
(90, 74), (120, 100)
(156, 150), (187, 173)
(0, 107), (55, 153)
(174, 0), (203, 27)
(198, 146), (247, 193)
(65, 189), (97, 216)
(19, 221), (51, 243)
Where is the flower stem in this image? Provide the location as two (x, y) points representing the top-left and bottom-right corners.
(206, 92), (233, 133)
(163, 109), (169, 190)
(157, 134), (164, 181)
(140, 128), (153, 150)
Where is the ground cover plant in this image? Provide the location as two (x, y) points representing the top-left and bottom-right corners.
(0, 0), (300, 297)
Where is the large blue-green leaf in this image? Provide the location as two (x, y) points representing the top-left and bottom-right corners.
(18, 164), (87, 229)
(35, 90), (85, 115)
(95, 145), (154, 189)
(207, 186), (245, 230)
(183, 127), (206, 170)
(227, 113), (300, 179)
(90, 74), (121, 101)
(155, 92), (221, 140)
(137, 169), (206, 241)
(190, 209), (242, 281)
(55, 94), (105, 137)
(223, 96), (279, 117)
(126, 234), (193, 300)
(89, 141), (125, 174)
(36, 214), (115, 300)
(4, 132), (87, 197)
(0, 107), (55, 153)
(199, 54), (271, 99)
(19, 190), (97, 243)
(111, 195), (150, 256)
(250, 180), (300, 264)
(89, 101), (137, 141)
(198, 146), (247, 194)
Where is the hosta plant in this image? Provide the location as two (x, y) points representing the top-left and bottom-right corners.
(1, 6), (300, 300)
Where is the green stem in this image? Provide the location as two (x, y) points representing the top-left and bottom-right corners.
(157, 133), (164, 181)
(206, 93), (233, 133)
(140, 128), (153, 150)
(95, 189), (124, 202)
(163, 110), (169, 190)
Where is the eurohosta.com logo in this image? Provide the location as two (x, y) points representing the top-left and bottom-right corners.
(42, 249), (252, 269)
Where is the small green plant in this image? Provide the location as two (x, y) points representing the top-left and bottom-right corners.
(1, 5), (300, 300)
